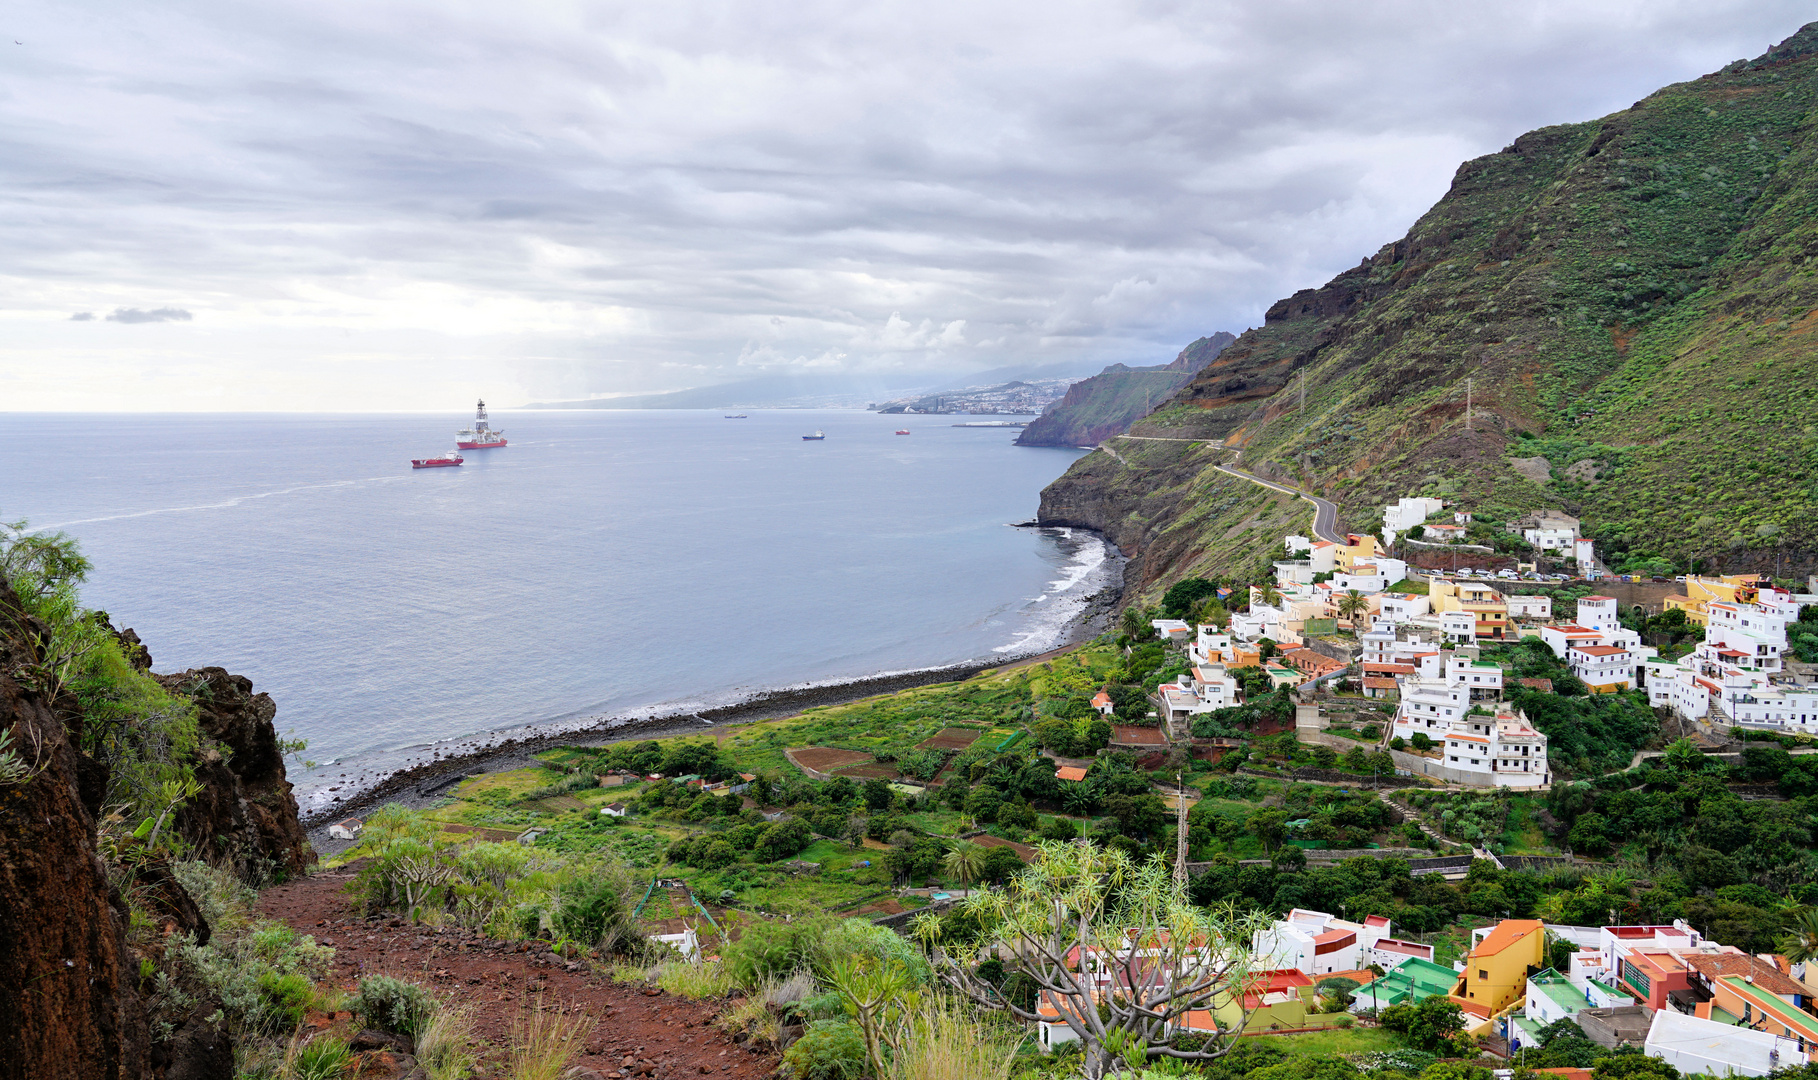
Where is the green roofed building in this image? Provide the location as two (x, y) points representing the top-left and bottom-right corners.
(1349, 958), (1459, 1014)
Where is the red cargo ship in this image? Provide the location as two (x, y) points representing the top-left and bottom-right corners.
(411, 452), (464, 469)
(456, 399), (507, 449)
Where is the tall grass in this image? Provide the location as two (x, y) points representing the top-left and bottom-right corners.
(654, 959), (736, 999)
(279, 1032), (351, 1080)
(416, 1004), (479, 1080)
(507, 1003), (596, 1080)
(888, 998), (1023, 1080)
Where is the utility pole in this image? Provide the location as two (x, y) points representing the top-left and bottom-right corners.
(1299, 370), (1306, 418)
(1174, 771), (1189, 889)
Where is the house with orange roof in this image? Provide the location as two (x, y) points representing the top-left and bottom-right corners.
(1568, 642), (1636, 693)
(1054, 765), (1089, 783)
(1456, 919), (1546, 1013)
(1091, 691), (1114, 716)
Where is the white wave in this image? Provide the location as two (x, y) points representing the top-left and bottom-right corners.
(992, 529), (1118, 655)
(32, 476), (405, 531)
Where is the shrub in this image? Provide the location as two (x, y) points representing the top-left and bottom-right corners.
(782, 1019), (867, 1080)
(356, 975), (437, 1040)
(256, 970), (314, 1029)
(282, 1033), (351, 1080)
(552, 868), (641, 954)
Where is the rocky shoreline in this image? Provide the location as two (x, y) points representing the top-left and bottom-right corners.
(302, 565), (1124, 837)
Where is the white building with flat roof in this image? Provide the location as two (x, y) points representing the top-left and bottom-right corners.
(1253, 909), (1394, 977)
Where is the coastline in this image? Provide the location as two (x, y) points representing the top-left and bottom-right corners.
(299, 539), (1124, 835)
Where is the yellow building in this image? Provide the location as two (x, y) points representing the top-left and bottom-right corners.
(1455, 919), (1545, 1013)
(1430, 580), (1511, 640)
(1664, 574), (1766, 627)
(1334, 534), (1380, 572)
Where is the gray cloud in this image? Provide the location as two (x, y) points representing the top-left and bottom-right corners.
(104, 307), (193, 324)
(0, 1), (1813, 409)
(70, 311), (93, 321)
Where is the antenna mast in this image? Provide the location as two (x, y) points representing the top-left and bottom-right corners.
(1174, 772), (1189, 888)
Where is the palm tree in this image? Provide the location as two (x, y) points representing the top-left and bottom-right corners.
(1336, 589), (1370, 628)
(1779, 907), (1818, 964)
(942, 841), (985, 886)
(1256, 582), (1281, 608)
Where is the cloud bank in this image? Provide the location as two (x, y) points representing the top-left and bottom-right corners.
(0, 0), (1810, 410)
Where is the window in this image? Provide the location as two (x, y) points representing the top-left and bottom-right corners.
(1479, 970), (1489, 980)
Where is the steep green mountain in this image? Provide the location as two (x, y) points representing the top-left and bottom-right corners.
(1040, 22), (1818, 599)
(1014, 332), (1236, 448)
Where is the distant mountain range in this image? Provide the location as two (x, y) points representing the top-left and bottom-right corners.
(520, 361), (1101, 411)
(1013, 333), (1237, 447)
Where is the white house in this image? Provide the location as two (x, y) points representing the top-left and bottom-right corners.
(1150, 619), (1194, 643)
(600, 803), (629, 818)
(1575, 596), (1622, 633)
(1423, 523), (1468, 544)
(1718, 680), (1818, 731)
(1384, 497), (1447, 532)
(1539, 624), (1609, 660)
(1505, 595), (1553, 621)
(1369, 937), (1436, 968)
(1439, 709), (1549, 788)
(1702, 601), (1791, 675)
(1644, 659), (1714, 721)
(1568, 643), (1636, 692)
(329, 818), (363, 841)
(1253, 909), (1393, 976)
(1645, 1009), (1802, 1077)
(1392, 675), (1469, 740)
(1526, 526), (1579, 552)
(1378, 593), (1431, 624)
(1446, 654), (1505, 699)
(1573, 538), (1596, 565)
(1439, 611), (1476, 644)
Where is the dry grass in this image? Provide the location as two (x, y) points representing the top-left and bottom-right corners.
(506, 1002), (597, 1080)
(654, 959), (736, 999)
(416, 1003), (479, 1080)
(888, 998), (1024, 1080)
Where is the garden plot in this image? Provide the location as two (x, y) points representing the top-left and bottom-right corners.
(915, 727), (983, 751)
(785, 746), (877, 777)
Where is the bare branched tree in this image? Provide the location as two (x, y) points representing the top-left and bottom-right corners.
(912, 841), (1268, 1079)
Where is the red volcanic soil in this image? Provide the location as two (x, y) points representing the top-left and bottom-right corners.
(257, 868), (780, 1080)
(1110, 724), (1167, 746)
(914, 728), (982, 751)
(785, 747), (875, 773)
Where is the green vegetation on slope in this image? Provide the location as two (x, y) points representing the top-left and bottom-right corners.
(1041, 22), (1818, 594)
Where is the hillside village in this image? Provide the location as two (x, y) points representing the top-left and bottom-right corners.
(287, 487), (1818, 1079)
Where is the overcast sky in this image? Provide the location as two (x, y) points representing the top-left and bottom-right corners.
(0, 1), (1809, 411)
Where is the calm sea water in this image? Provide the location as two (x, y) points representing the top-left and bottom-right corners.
(1, 410), (1109, 811)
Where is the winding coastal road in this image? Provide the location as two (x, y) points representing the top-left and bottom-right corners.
(1214, 465), (1344, 544)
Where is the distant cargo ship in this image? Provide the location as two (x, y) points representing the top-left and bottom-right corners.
(411, 452), (463, 469)
(724, 414), (748, 419)
(456, 399), (507, 449)
(802, 430), (825, 440)
(895, 429), (911, 435)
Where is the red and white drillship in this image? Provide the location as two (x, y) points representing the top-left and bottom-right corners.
(456, 399), (507, 449)
(411, 451), (464, 469)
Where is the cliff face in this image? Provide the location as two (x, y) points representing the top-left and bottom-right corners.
(0, 581), (310, 1079)
(0, 584), (152, 1080)
(1014, 332), (1235, 448)
(1042, 22), (1818, 598)
(159, 667), (312, 884)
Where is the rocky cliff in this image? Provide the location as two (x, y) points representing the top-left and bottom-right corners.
(1042, 22), (1818, 599)
(158, 666), (312, 884)
(1014, 332), (1235, 448)
(0, 579), (311, 1079)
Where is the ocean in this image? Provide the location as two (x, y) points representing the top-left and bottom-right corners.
(0, 410), (1113, 813)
